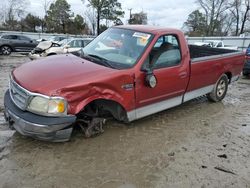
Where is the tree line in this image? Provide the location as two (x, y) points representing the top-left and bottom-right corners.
(0, 0), (148, 35)
(183, 0), (250, 36)
(1, 0), (248, 36)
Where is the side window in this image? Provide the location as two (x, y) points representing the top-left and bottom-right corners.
(18, 36), (30, 41)
(4, 35), (18, 40)
(68, 40), (74, 47)
(151, 35), (181, 69)
(59, 37), (65, 41)
(217, 42), (222, 47)
(84, 40), (91, 47)
(68, 40), (82, 48)
(1, 35), (10, 39)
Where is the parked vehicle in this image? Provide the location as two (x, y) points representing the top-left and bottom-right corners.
(28, 38), (93, 60)
(246, 43), (250, 56)
(0, 34), (38, 55)
(194, 40), (238, 50)
(36, 36), (67, 43)
(193, 41), (213, 47)
(243, 43), (250, 76)
(4, 25), (245, 142)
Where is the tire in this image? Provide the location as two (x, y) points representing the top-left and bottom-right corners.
(207, 74), (228, 102)
(0, 45), (12, 55)
(243, 72), (249, 76)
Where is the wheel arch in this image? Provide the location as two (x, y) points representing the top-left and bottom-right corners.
(47, 52), (57, 56)
(224, 71), (232, 83)
(75, 97), (129, 122)
(0, 44), (13, 51)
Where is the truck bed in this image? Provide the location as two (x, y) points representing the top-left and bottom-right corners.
(189, 45), (238, 60)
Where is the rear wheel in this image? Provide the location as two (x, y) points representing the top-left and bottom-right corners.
(207, 74), (228, 102)
(0, 45), (12, 55)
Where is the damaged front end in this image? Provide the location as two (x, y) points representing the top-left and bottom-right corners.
(4, 77), (76, 142)
(28, 41), (59, 60)
(4, 90), (76, 142)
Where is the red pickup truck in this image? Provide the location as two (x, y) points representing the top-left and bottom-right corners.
(4, 25), (245, 142)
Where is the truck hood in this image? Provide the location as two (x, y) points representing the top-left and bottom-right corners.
(12, 54), (116, 96)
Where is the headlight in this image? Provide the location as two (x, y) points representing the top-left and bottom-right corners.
(28, 96), (67, 116)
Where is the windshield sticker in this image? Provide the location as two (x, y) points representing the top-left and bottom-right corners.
(133, 32), (150, 39)
(133, 32), (150, 46)
(137, 37), (147, 46)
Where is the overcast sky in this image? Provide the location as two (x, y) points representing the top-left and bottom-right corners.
(28, 0), (198, 29)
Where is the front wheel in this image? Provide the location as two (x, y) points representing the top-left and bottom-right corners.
(0, 45), (12, 55)
(207, 74), (228, 102)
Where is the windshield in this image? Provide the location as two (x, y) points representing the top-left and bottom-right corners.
(82, 28), (153, 69)
(58, 38), (72, 46)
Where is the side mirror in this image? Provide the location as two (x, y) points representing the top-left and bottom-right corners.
(142, 67), (157, 88)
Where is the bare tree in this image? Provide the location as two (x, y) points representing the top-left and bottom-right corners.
(240, 0), (250, 34)
(3, 0), (29, 30)
(85, 7), (97, 35)
(196, 0), (228, 36)
(43, 0), (55, 17)
(229, 0), (241, 35)
(0, 1), (7, 24)
(221, 12), (235, 35)
(41, 0), (54, 32)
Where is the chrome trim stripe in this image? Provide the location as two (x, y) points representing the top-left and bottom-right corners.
(191, 51), (244, 63)
(127, 96), (182, 122)
(139, 90), (184, 104)
(127, 84), (216, 122)
(183, 85), (214, 102)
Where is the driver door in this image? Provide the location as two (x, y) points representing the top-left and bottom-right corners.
(135, 34), (190, 119)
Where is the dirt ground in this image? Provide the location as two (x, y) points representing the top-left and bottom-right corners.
(0, 54), (250, 188)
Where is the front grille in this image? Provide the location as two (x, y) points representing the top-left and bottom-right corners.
(9, 78), (30, 110)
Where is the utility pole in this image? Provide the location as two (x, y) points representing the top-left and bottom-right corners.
(128, 8), (132, 24)
(128, 8), (132, 19)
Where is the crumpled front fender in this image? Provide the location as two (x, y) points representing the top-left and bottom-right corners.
(57, 73), (136, 115)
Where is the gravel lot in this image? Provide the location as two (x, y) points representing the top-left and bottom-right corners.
(0, 54), (250, 188)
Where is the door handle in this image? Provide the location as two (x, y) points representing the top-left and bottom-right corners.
(179, 72), (187, 78)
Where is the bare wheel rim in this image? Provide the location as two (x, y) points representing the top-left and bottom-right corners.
(217, 79), (226, 97)
(1, 46), (11, 55)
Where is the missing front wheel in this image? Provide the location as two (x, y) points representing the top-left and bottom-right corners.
(76, 118), (106, 138)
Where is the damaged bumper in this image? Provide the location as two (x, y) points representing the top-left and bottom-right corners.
(4, 90), (76, 142)
(28, 52), (43, 60)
